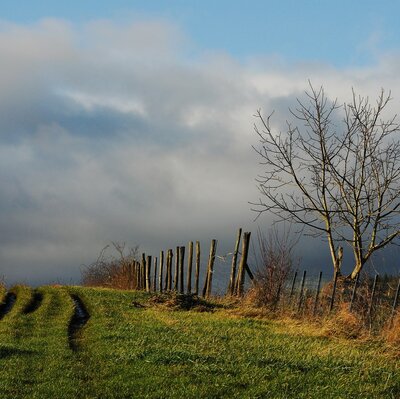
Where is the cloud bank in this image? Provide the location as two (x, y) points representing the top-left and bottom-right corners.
(1, 18), (399, 284)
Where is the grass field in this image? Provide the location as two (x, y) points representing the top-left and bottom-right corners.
(0, 286), (399, 398)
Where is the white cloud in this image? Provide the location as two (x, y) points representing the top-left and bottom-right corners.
(61, 90), (147, 116)
(0, 18), (399, 284)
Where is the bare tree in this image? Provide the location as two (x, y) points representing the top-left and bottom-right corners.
(253, 83), (400, 278)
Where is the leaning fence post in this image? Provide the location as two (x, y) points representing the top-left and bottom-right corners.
(159, 251), (164, 293)
(349, 272), (360, 312)
(194, 241), (201, 296)
(329, 270), (339, 313)
(203, 239), (218, 298)
(297, 270), (306, 313)
(390, 275), (400, 324)
(313, 271), (322, 316)
(179, 246), (185, 294)
(187, 241), (193, 294)
(236, 232), (251, 296)
(228, 228), (242, 295)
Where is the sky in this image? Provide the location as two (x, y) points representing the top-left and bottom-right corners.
(1, 1), (400, 285)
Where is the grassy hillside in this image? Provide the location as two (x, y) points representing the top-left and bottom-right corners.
(0, 286), (399, 398)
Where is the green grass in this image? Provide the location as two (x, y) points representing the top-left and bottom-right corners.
(0, 286), (399, 398)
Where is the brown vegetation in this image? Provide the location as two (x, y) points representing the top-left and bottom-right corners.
(249, 227), (296, 309)
(383, 313), (400, 349)
(322, 303), (366, 339)
(147, 292), (218, 312)
(82, 242), (139, 289)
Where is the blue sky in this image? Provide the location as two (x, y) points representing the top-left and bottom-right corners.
(0, 2), (399, 284)
(2, 1), (399, 66)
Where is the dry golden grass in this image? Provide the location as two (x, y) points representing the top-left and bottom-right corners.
(382, 312), (400, 349)
(321, 303), (367, 339)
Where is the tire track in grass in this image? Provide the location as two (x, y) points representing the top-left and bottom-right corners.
(2, 287), (87, 399)
(22, 290), (43, 314)
(68, 294), (90, 351)
(0, 292), (17, 320)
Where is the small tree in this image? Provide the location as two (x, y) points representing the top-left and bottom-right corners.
(251, 226), (297, 308)
(253, 84), (400, 278)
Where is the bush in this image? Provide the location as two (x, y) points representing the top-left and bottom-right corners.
(248, 227), (297, 309)
(82, 242), (139, 289)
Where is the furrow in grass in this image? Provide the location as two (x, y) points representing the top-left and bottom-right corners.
(22, 290), (43, 314)
(0, 292), (17, 320)
(0, 287), (84, 399)
(68, 294), (90, 351)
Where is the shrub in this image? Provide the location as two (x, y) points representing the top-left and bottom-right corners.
(248, 227), (297, 309)
(82, 242), (139, 289)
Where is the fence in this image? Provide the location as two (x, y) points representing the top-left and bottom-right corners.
(123, 228), (253, 298)
(115, 227), (400, 329)
(269, 268), (400, 331)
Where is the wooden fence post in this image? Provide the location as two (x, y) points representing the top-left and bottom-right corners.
(349, 272), (360, 312)
(153, 257), (158, 292)
(146, 255), (152, 292)
(164, 251), (169, 291)
(187, 241), (193, 294)
(174, 247), (179, 291)
(203, 239), (218, 298)
(313, 271), (322, 316)
(245, 264), (254, 281)
(166, 249), (173, 291)
(194, 241), (201, 296)
(135, 261), (140, 290)
(179, 246), (185, 294)
(297, 270), (306, 313)
(141, 254), (146, 291)
(132, 261), (136, 290)
(329, 270), (338, 313)
(159, 251), (164, 293)
(235, 232), (251, 296)
(127, 261), (131, 289)
(228, 228), (242, 295)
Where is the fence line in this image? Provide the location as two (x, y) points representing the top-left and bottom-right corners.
(116, 227), (400, 328)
